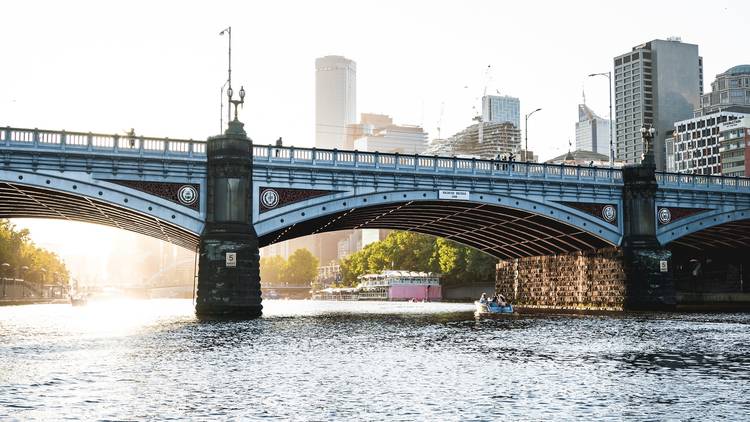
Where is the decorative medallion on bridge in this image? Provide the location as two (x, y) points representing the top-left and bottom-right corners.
(656, 206), (710, 226)
(601, 205), (617, 223)
(105, 180), (200, 211)
(558, 202), (618, 226)
(657, 208), (672, 225)
(177, 185), (198, 206)
(260, 189), (280, 209)
(259, 187), (339, 213)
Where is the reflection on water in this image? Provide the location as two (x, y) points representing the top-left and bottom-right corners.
(1, 299), (749, 420)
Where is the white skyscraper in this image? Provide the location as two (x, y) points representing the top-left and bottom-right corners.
(315, 55), (357, 149)
(575, 103), (611, 156)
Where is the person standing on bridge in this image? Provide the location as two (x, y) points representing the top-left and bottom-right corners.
(275, 137), (283, 157)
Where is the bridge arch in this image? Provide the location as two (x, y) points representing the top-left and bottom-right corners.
(254, 189), (620, 259)
(658, 208), (750, 250)
(0, 168), (202, 249)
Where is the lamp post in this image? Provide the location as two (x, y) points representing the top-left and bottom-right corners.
(219, 26), (232, 131)
(588, 72), (614, 166)
(20, 265), (28, 297)
(1, 263), (9, 297)
(40, 268), (47, 298)
(524, 108), (542, 161)
(640, 124), (656, 167)
(228, 85), (246, 121)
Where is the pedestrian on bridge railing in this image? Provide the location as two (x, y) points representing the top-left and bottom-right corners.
(275, 137), (282, 157)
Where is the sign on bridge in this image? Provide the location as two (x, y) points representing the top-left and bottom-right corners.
(438, 190), (470, 200)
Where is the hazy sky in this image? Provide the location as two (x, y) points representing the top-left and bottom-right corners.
(2, 0), (747, 160)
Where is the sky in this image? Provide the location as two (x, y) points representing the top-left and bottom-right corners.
(2, 0), (747, 158)
(2, 0), (748, 274)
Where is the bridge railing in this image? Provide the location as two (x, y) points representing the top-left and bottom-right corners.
(253, 145), (625, 183)
(2, 126), (207, 158)
(657, 172), (750, 192)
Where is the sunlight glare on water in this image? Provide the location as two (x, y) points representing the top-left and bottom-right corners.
(1, 299), (749, 420)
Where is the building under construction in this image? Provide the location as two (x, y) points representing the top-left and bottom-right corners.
(426, 121), (522, 159)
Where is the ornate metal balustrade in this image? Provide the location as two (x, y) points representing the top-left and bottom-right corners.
(2, 126), (206, 157)
(253, 145), (624, 185)
(5, 126), (750, 194)
(656, 172), (750, 192)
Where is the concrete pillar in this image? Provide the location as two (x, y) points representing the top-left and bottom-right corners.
(195, 119), (262, 318)
(621, 137), (676, 310)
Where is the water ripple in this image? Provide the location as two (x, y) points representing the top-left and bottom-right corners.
(1, 299), (750, 420)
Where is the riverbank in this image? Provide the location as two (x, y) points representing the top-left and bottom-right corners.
(0, 298), (69, 306)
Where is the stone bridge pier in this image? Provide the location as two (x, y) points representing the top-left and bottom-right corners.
(195, 119), (262, 318)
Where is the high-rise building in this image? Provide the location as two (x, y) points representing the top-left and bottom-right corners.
(613, 38), (703, 169)
(694, 65), (750, 117)
(666, 111), (746, 174)
(344, 113), (429, 253)
(425, 121), (522, 160)
(272, 56), (358, 267)
(575, 103), (611, 156)
(315, 55), (357, 150)
(664, 65), (750, 175)
(719, 115), (750, 177)
(482, 95), (520, 128)
(351, 113), (429, 154)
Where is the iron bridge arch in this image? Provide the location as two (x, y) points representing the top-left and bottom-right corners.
(0, 168), (203, 249)
(254, 190), (621, 260)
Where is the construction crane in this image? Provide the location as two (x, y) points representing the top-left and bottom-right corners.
(478, 64), (492, 144)
(436, 102), (445, 139)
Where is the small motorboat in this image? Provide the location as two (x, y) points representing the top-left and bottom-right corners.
(70, 295), (87, 307)
(474, 300), (514, 315)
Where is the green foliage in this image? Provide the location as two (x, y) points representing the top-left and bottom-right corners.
(0, 219), (69, 284)
(282, 249), (319, 285)
(260, 255), (286, 284)
(338, 231), (496, 287)
(260, 248), (319, 286)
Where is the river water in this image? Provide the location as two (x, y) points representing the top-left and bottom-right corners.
(1, 299), (749, 420)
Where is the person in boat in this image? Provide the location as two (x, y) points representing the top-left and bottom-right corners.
(479, 293), (488, 304)
(498, 294), (508, 307)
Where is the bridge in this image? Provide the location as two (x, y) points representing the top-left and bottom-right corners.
(2, 121), (750, 316)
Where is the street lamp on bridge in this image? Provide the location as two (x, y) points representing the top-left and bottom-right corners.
(227, 85), (246, 121)
(640, 124), (656, 167)
(219, 26), (232, 130)
(524, 108), (542, 161)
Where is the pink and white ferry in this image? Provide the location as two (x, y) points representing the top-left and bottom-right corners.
(357, 270), (442, 301)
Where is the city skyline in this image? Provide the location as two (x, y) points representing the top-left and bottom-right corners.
(1, 1), (747, 164)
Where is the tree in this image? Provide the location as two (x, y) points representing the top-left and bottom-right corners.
(260, 255), (286, 285)
(338, 230), (497, 287)
(0, 219), (69, 283)
(280, 249), (318, 285)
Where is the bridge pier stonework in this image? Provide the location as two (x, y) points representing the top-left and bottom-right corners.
(621, 162), (676, 310)
(195, 120), (263, 318)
